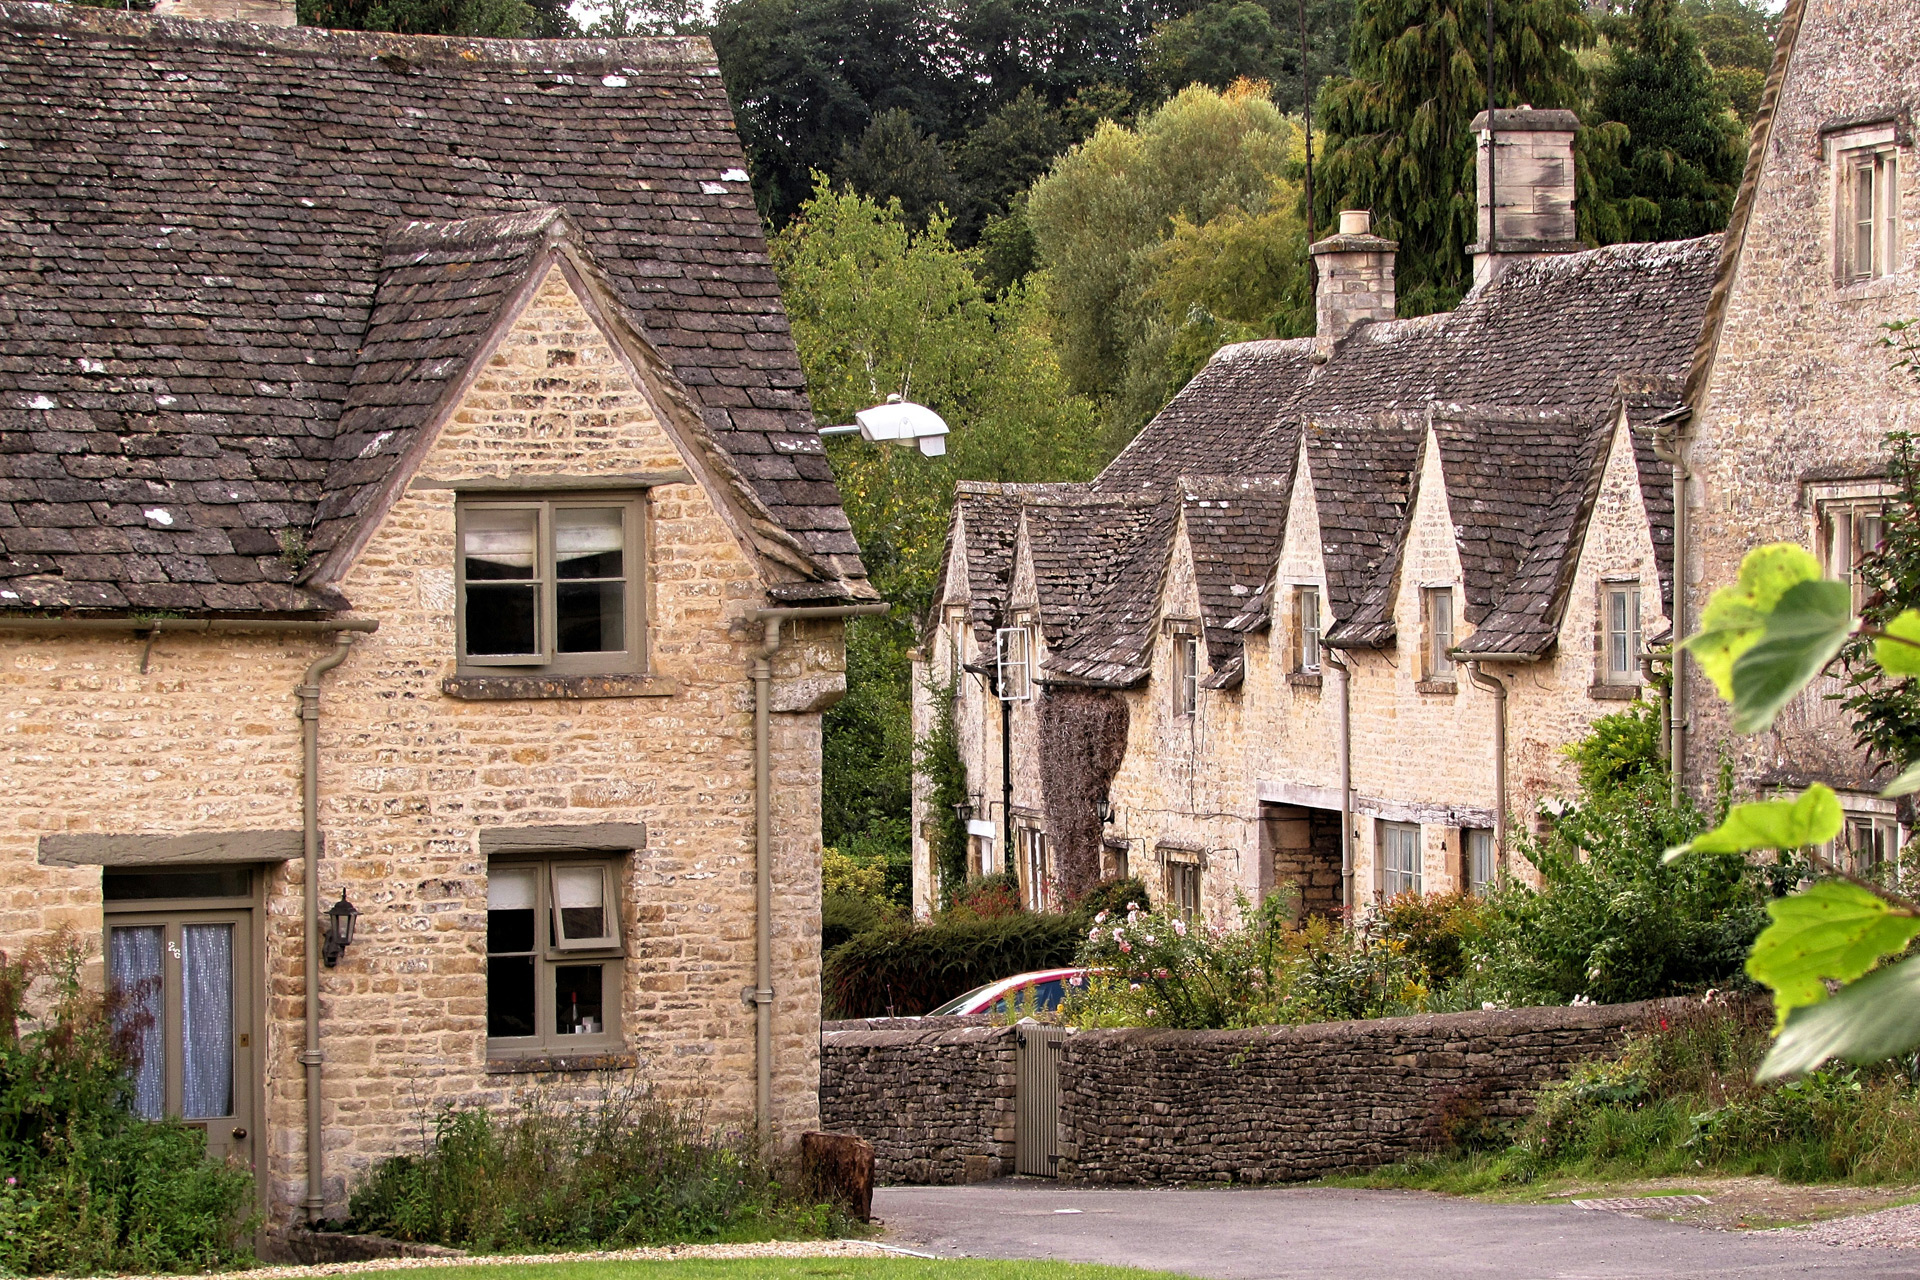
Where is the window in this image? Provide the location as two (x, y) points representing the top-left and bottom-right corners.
(487, 858), (623, 1054)
(458, 496), (644, 676)
(946, 608), (967, 685)
(1838, 145), (1898, 282)
(1295, 586), (1322, 673)
(1424, 588), (1455, 679)
(995, 625), (1032, 702)
(1173, 632), (1200, 716)
(1604, 583), (1643, 684)
(1380, 822), (1422, 897)
(1823, 502), (1886, 612)
(1846, 814), (1901, 878)
(1018, 827), (1050, 910)
(1465, 828), (1497, 896)
(1167, 859), (1201, 919)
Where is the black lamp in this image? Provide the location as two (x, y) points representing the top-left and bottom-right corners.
(1094, 795), (1114, 824)
(322, 890), (359, 967)
(954, 798), (976, 823)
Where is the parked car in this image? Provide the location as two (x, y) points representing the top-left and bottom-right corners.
(925, 967), (1090, 1016)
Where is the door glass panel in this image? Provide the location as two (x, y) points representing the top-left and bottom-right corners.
(108, 926), (165, 1121)
(181, 924), (234, 1120)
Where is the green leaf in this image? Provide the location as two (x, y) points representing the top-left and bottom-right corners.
(1670, 783), (1844, 859)
(1727, 579), (1855, 733)
(1745, 878), (1920, 1025)
(1874, 609), (1920, 677)
(1681, 543), (1822, 700)
(1882, 760), (1920, 798)
(1761, 954), (1920, 1078)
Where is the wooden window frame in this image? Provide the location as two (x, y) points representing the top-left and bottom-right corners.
(455, 493), (648, 679)
(1423, 587), (1456, 680)
(1821, 499), (1887, 613)
(1173, 632), (1200, 717)
(1295, 585), (1322, 674)
(1836, 144), (1899, 283)
(995, 625), (1033, 702)
(1379, 821), (1422, 898)
(1602, 582), (1643, 685)
(487, 855), (626, 1058)
(1464, 827), (1496, 896)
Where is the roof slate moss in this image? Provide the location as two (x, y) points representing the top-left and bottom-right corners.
(0, 3), (865, 613)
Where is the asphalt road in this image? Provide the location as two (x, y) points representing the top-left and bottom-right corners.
(873, 1181), (1920, 1279)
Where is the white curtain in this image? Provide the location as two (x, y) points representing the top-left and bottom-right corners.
(108, 926), (164, 1120)
(181, 924), (233, 1120)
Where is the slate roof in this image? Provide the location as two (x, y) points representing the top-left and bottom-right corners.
(0, 3), (866, 614)
(944, 235), (1717, 684)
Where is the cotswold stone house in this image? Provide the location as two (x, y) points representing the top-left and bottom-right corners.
(1674, 0), (1920, 859)
(0, 1), (873, 1227)
(912, 112), (1714, 921)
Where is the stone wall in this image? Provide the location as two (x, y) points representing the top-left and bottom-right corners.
(820, 1001), (1677, 1186)
(818, 1023), (1017, 1184)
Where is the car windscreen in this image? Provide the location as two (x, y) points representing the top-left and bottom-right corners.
(990, 977), (1065, 1015)
(927, 981), (1000, 1015)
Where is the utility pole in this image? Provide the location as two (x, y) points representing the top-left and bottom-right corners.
(1299, 0), (1314, 243)
(1485, 0), (1497, 257)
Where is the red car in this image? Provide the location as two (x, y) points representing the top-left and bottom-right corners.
(925, 967), (1090, 1016)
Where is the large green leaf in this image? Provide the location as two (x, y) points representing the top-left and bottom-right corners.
(1682, 543), (1822, 700)
(1761, 954), (1920, 1078)
(1745, 878), (1920, 1024)
(1875, 608), (1920, 677)
(1883, 760), (1920, 798)
(1728, 579), (1855, 733)
(1671, 783), (1844, 859)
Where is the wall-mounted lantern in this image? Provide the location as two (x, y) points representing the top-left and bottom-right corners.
(321, 890), (359, 967)
(954, 798), (976, 824)
(1094, 796), (1115, 824)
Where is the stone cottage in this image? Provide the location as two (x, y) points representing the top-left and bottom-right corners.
(913, 111), (1715, 921)
(0, 0), (874, 1227)
(1673, 0), (1920, 864)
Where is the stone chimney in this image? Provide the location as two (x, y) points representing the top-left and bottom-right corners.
(1310, 209), (1397, 347)
(1469, 106), (1582, 288)
(151, 0), (297, 23)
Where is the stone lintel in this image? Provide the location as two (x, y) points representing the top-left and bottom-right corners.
(441, 672), (679, 700)
(478, 822), (648, 854)
(409, 469), (693, 492)
(39, 828), (302, 867)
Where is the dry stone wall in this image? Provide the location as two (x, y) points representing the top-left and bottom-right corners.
(818, 1023), (1017, 1184)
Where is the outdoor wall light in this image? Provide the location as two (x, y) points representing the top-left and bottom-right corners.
(321, 890), (359, 967)
(1094, 796), (1115, 824)
(953, 799), (976, 823)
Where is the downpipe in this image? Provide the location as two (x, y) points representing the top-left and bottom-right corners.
(1323, 647), (1355, 911)
(745, 602), (886, 1152)
(1652, 411), (1692, 807)
(1466, 661), (1510, 885)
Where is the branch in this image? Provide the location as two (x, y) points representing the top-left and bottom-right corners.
(1806, 847), (1920, 915)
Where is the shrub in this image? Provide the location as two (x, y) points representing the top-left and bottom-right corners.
(822, 892), (892, 953)
(349, 1078), (834, 1250)
(822, 912), (1084, 1017)
(0, 936), (256, 1275)
(943, 872), (1023, 921)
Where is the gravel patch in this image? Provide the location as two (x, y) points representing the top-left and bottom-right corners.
(1773, 1201), (1920, 1249)
(77, 1238), (894, 1280)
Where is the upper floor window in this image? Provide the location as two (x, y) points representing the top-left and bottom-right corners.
(1173, 631), (1200, 716)
(946, 607), (967, 686)
(1295, 586), (1322, 673)
(1166, 856), (1201, 919)
(1828, 126), (1900, 283)
(458, 496), (644, 676)
(1380, 822), (1422, 897)
(487, 857), (624, 1056)
(995, 624), (1033, 701)
(1823, 500), (1886, 612)
(1423, 587), (1455, 680)
(1603, 583), (1643, 684)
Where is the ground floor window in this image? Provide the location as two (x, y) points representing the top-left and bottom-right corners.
(1379, 822), (1422, 897)
(487, 857), (624, 1054)
(1167, 859), (1201, 919)
(1845, 813), (1902, 878)
(1465, 828), (1496, 895)
(1017, 827), (1050, 910)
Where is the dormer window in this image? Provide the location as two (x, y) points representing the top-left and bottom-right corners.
(1295, 586), (1322, 673)
(457, 495), (645, 677)
(1423, 587), (1455, 680)
(995, 624), (1032, 701)
(1603, 583), (1643, 685)
(1829, 125), (1900, 283)
(1173, 631), (1200, 716)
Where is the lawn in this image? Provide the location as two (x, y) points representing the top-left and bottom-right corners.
(361, 1260), (1185, 1280)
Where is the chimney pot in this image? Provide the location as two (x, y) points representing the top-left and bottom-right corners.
(151, 0), (298, 23)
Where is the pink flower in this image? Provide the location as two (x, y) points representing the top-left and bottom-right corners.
(1119, 940), (1132, 953)
(1173, 919), (1187, 937)
(1095, 910), (1109, 924)
(1126, 902), (1139, 911)
(1155, 968), (1170, 979)
(1144, 935), (1156, 945)
(1112, 927), (1125, 942)
(1129, 982), (1142, 992)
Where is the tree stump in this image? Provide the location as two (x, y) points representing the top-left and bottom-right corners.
(801, 1130), (874, 1222)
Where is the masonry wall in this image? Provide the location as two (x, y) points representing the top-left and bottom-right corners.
(818, 1022), (1017, 1184)
(1683, 0), (1920, 801)
(0, 266), (837, 1221)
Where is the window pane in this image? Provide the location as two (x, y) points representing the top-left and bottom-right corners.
(466, 584), (539, 657)
(488, 956), (536, 1037)
(105, 868), (250, 900)
(488, 868), (537, 954)
(108, 926), (164, 1121)
(553, 866), (609, 943)
(554, 508), (625, 580)
(556, 581), (625, 653)
(464, 508), (538, 580)
(555, 964), (605, 1036)
(1857, 164), (1875, 276)
(181, 924), (233, 1120)
(1429, 591), (1454, 675)
(1468, 829), (1495, 894)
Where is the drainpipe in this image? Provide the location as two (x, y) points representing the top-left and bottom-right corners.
(1652, 409), (1692, 808)
(1322, 647), (1355, 911)
(1466, 661), (1510, 884)
(746, 601), (887, 1152)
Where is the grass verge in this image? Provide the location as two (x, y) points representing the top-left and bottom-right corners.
(358, 1260), (1186, 1280)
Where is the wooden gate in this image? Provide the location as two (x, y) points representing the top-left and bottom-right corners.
(1015, 1023), (1067, 1176)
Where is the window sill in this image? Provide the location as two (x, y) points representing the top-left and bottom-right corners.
(1288, 671), (1323, 688)
(444, 672), (679, 701)
(1415, 679), (1458, 695)
(1588, 683), (1642, 701)
(486, 1049), (635, 1074)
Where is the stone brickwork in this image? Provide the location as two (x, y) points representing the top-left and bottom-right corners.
(818, 1023), (1017, 1184)
(1, 267), (838, 1221)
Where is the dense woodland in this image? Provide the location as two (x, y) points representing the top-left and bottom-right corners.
(230, 0), (1779, 897)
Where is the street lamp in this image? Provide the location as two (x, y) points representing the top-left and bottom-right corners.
(818, 395), (950, 457)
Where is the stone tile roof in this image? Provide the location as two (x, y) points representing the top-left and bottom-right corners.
(0, 3), (865, 613)
(1021, 492), (1164, 649)
(1179, 475), (1294, 662)
(1093, 340), (1312, 495)
(1041, 500), (1179, 687)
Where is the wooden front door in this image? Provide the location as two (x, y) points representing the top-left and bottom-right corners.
(106, 896), (257, 1170)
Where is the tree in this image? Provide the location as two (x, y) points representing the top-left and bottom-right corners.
(298, 0), (535, 35)
(1585, 0), (1745, 244)
(1677, 0), (1780, 126)
(1026, 80), (1307, 431)
(1144, 0), (1352, 113)
(1312, 0), (1592, 315)
(835, 109), (966, 230)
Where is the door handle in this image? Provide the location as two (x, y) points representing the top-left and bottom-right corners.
(231, 1127), (247, 1140)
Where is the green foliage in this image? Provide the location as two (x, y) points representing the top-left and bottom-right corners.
(822, 912), (1085, 1017)
(1026, 81), (1310, 431)
(1675, 0), (1779, 125)
(1563, 700), (1664, 796)
(1680, 541), (1823, 701)
(297, 0), (538, 36)
(834, 110), (964, 230)
(348, 1081), (834, 1249)
(822, 892), (894, 953)
(1313, 0), (1593, 315)
(1144, 0), (1351, 113)
(1840, 429), (1920, 776)
(0, 938), (256, 1275)
(1745, 881), (1920, 1025)
(915, 679), (972, 907)
(823, 847), (893, 905)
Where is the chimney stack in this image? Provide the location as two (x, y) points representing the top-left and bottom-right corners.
(1469, 106), (1582, 288)
(1310, 209), (1397, 347)
(151, 0), (297, 23)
